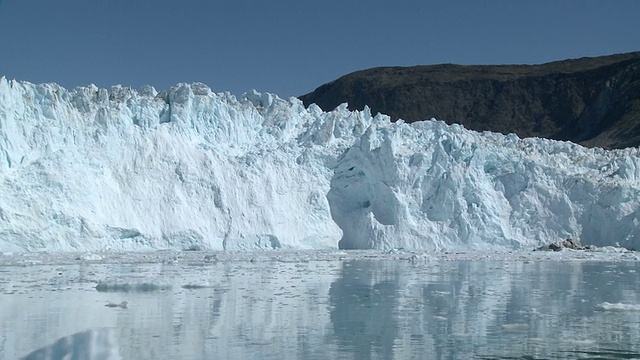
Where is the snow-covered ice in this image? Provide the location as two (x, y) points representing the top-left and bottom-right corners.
(1, 77), (640, 252)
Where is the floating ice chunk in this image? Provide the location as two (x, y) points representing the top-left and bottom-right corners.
(593, 246), (629, 253)
(104, 301), (128, 309)
(76, 253), (103, 261)
(595, 302), (640, 311)
(95, 282), (171, 293)
(181, 284), (213, 290)
(501, 323), (530, 331)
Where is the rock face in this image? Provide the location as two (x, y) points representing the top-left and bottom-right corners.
(299, 52), (640, 149)
(535, 238), (597, 252)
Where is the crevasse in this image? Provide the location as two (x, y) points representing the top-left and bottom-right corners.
(1, 77), (639, 252)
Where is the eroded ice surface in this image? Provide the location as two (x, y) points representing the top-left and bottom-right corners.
(2, 78), (640, 252)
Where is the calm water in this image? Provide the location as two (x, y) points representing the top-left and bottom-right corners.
(1, 254), (640, 359)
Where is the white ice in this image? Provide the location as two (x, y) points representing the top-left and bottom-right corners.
(595, 302), (640, 311)
(1, 78), (640, 252)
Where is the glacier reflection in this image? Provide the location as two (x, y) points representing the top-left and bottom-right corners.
(21, 328), (121, 360)
(1, 256), (639, 359)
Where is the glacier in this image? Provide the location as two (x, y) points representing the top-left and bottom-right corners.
(1, 77), (640, 252)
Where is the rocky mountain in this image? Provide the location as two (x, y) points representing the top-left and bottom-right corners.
(299, 52), (640, 149)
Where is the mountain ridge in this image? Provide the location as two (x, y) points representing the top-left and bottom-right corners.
(299, 52), (640, 149)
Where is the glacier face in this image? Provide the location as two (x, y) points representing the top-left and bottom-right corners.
(1, 77), (640, 252)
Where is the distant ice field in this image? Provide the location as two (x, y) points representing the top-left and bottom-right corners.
(1, 248), (640, 267)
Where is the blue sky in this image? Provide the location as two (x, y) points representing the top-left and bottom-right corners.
(0, 0), (638, 97)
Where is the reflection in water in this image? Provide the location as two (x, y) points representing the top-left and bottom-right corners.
(22, 328), (121, 360)
(328, 260), (640, 359)
(330, 261), (399, 359)
(0, 257), (639, 359)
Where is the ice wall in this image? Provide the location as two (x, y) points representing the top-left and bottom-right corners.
(1, 77), (639, 252)
(328, 121), (640, 250)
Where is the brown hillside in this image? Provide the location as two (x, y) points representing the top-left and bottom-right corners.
(299, 52), (640, 149)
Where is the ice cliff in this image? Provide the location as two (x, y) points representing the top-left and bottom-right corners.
(1, 77), (640, 252)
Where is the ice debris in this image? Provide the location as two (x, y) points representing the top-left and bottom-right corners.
(595, 302), (640, 311)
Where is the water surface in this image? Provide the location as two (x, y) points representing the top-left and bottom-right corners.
(1, 251), (639, 359)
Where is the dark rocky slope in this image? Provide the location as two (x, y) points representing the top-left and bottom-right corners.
(299, 52), (640, 149)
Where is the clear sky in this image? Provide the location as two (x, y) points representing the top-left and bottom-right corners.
(0, 0), (638, 98)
